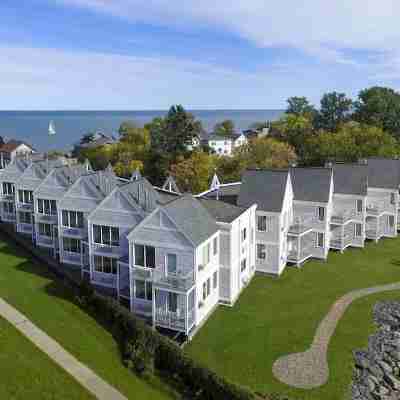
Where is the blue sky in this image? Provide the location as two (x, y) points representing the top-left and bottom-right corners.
(1, 0), (400, 109)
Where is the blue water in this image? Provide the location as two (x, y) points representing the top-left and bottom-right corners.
(0, 110), (284, 151)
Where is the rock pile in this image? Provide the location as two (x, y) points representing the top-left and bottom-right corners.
(352, 301), (400, 399)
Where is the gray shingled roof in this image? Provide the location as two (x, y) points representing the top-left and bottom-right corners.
(290, 167), (332, 203)
(0, 158), (29, 182)
(365, 158), (400, 190)
(238, 169), (289, 212)
(163, 195), (218, 246)
(202, 183), (241, 205)
(198, 198), (247, 223)
(331, 163), (368, 196)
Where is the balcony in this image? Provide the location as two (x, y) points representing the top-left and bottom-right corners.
(330, 235), (353, 250)
(92, 242), (121, 257)
(0, 193), (14, 201)
(153, 269), (195, 292)
(91, 271), (117, 287)
(61, 226), (86, 239)
(331, 210), (357, 225)
(287, 245), (313, 263)
(366, 199), (394, 216)
(132, 299), (152, 315)
(17, 223), (33, 234)
(16, 202), (33, 212)
(155, 308), (186, 331)
(131, 266), (154, 280)
(288, 216), (313, 235)
(61, 251), (82, 265)
(36, 213), (58, 224)
(2, 212), (16, 222)
(36, 235), (55, 248)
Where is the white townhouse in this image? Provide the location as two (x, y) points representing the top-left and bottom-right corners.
(329, 163), (368, 251)
(128, 194), (221, 337)
(289, 167), (333, 265)
(33, 163), (90, 256)
(198, 198), (256, 306)
(0, 140), (35, 169)
(0, 158), (29, 223)
(208, 133), (247, 156)
(237, 169), (293, 276)
(58, 169), (121, 274)
(364, 158), (399, 241)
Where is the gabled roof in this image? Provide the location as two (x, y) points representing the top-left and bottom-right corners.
(331, 163), (368, 196)
(0, 158), (29, 182)
(364, 158), (400, 190)
(238, 169), (289, 212)
(200, 182), (241, 205)
(161, 175), (181, 194)
(16, 162), (49, 191)
(290, 167), (332, 203)
(0, 140), (34, 153)
(198, 198), (247, 223)
(163, 195), (218, 246)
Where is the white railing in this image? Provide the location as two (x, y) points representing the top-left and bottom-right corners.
(92, 242), (121, 257)
(2, 212), (16, 222)
(131, 266), (154, 280)
(153, 268), (195, 292)
(16, 202), (33, 211)
(288, 215), (314, 235)
(62, 251), (82, 265)
(36, 213), (58, 224)
(17, 223), (33, 234)
(155, 308), (186, 331)
(330, 235), (353, 249)
(0, 193), (14, 201)
(287, 245), (313, 262)
(61, 226), (85, 238)
(36, 235), (55, 248)
(92, 271), (117, 287)
(331, 210), (357, 224)
(366, 199), (394, 216)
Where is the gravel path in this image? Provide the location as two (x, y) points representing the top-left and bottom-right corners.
(272, 282), (400, 389)
(0, 297), (127, 400)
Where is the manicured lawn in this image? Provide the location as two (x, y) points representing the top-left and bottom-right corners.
(0, 317), (93, 400)
(186, 237), (400, 399)
(0, 236), (174, 400)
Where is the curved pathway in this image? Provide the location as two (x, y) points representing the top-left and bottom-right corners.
(272, 282), (400, 389)
(0, 297), (127, 400)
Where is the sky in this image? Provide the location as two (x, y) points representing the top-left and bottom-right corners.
(1, 1), (400, 110)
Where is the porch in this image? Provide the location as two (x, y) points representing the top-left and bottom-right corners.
(365, 215), (385, 241)
(153, 267), (195, 292)
(287, 231), (314, 265)
(154, 288), (196, 334)
(288, 216), (313, 235)
(330, 223), (354, 251)
(331, 210), (356, 225)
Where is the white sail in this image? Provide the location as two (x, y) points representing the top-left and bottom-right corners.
(48, 120), (56, 136)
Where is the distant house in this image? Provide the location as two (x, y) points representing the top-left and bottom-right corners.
(77, 132), (117, 150)
(207, 133), (247, 156)
(0, 140), (35, 169)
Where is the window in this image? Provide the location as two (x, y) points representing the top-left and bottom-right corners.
(241, 228), (247, 242)
(355, 223), (362, 237)
(134, 280), (152, 301)
(62, 210), (84, 228)
(19, 211), (31, 224)
(63, 237), (80, 253)
(389, 215), (395, 228)
(241, 258), (247, 272)
(2, 182), (14, 195)
(134, 244), (155, 268)
(356, 199), (363, 213)
(207, 278), (211, 296)
(93, 256), (117, 274)
(202, 242), (210, 265)
(3, 202), (14, 214)
(316, 232), (324, 248)
(203, 282), (207, 300)
(317, 207), (325, 222)
(39, 223), (52, 237)
(168, 292), (177, 312)
(213, 271), (218, 289)
(18, 190), (33, 204)
(166, 253), (177, 274)
(390, 193), (396, 205)
(93, 225), (119, 246)
(256, 243), (266, 260)
(37, 199), (57, 215)
(257, 215), (267, 231)
(213, 237), (218, 256)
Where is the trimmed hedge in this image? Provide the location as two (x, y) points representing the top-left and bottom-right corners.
(76, 281), (256, 400)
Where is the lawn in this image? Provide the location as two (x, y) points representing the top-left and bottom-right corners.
(0, 235), (174, 400)
(186, 237), (400, 399)
(0, 317), (93, 400)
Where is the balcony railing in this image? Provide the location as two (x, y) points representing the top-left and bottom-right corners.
(131, 266), (154, 280)
(330, 235), (353, 250)
(133, 299), (152, 315)
(155, 308), (186, 331)
(287, 245), (313, 262)
(2, 212), (16, 222)
(153, 269), (195, 292)
(0, 193), (14, 201)
(17, 223), (33, 234)
(91, 271), (117, 287)
(366, 200), (394, 216)
(92, 242), (121, 257)
(61, 251), (82, 265)
(36, 235), (55, 248)
(36, 213), (58, 224)
(331, 210), (357, 224)
(61, 226), (86, 238)
(288, 216), (313, 235)
(16, 202), (33, 212)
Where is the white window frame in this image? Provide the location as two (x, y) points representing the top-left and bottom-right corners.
(134, 279), (153, 301)
(93, 255), (117, 275)
(240, 258), (247, 272)
(3, 202), (14, 214)
(93, 224), (119, 247)
(19, 211), (31, 224)
(213, 271), (218, 289)
(2, 182), (14, 195)
(257, 215), (268, 232)
(37, 198), (57, 216)
(134, 243), (156, 269)
(355, 223), (362, 237)
(38, 223), (52, 238)
(202, 242), (211, 266)
(166, 253), (177, 274)
(63, 237), (81, 253)
(316, 232), (324, 248)
(317, 206), (325, 222)
(356, 199), (363, 214)
(213, 236), (218, 256)
(62, 210), (84, 229)
(18, 190), (33, 204)
(256, 243), (267, 260)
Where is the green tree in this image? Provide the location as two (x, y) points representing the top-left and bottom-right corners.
(315, 91), (353, 132)
(353, 86), (400, 137)
(169, 151), (217, 193)
(213, 120), (235, 137)
(286, 96), (316, 118)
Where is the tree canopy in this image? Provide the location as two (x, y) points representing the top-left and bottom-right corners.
(213, 119), (235, 137)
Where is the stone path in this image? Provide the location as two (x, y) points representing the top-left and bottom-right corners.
(272, 282), (400, 389)
(0, 298), (127, 400)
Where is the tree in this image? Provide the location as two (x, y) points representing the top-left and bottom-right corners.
(302, 122), (399, 166)
(114, 159), (143, 178)
(79, 132), (96, 144)
(169, 151), (217, 193)
(315, 91), (353, 132)
(213, 120), (235, 137)
(286, 96), (316, 118)
(353, 86), (400, 137)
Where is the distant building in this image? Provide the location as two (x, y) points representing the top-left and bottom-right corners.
(207, 133), (247, 156)
(0, 140), (35, 169)
(77, 132), (117, 150)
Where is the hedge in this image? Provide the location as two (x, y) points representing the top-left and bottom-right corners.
(76, 281), (256, 400)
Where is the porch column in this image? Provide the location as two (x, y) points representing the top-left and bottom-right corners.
(297, 236), (300, 267)
(185, 293), (189, 335)
(152, 288), (156, 330)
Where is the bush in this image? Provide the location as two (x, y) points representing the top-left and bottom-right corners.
(76, 281), (256, 400)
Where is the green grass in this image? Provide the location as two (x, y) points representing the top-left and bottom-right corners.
(186, 237), (400, 399)
(0, 316), (94, 400)
(0, 236), (174, 400)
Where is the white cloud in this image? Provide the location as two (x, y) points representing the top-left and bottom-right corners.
(58, 0), (400, 55)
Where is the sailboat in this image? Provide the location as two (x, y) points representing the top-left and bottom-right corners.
(48, 120), (56, 136)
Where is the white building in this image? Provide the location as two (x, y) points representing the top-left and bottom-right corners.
(208, 133), (247, 156)
(0, 140), (35, 169)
